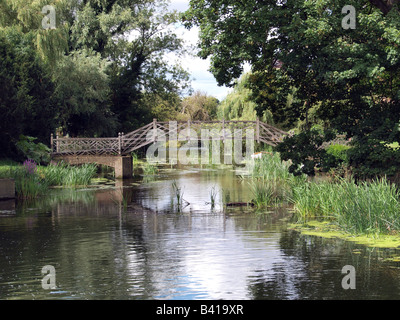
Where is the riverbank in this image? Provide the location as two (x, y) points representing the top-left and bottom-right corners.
(0, 159), (98, 199)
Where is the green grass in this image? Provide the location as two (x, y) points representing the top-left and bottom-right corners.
(142, 162), (158, 175)
(249, 177), (275, 207)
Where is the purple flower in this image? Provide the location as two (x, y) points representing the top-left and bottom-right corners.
(23, 159), (37, 175)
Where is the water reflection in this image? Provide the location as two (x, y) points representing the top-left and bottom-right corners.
(1, 168), (400, 300)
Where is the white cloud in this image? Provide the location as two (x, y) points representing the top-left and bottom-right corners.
(167, 0), (233, 101)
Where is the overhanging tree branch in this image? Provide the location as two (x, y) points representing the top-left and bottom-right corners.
(369, 0), (400, 14)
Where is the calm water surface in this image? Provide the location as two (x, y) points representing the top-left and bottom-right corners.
(1, 167), (400, 300)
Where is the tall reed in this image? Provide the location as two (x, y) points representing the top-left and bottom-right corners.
(172, 180), (185, 211)
(39, 162), (98, 187)
(250, 152), (306, 207)
(291, 178), (400, 234)
(209, 186), (218, 208)
(249, 177), (275, 207)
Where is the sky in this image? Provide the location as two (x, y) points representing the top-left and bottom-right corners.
(167, 0), (235, 101)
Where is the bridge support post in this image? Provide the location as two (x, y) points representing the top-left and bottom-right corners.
(114, 156), (133, 179)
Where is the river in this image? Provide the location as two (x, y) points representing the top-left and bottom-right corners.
(1, 167), (400, 300)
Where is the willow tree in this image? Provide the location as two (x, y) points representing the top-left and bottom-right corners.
(0, 0), (191, 140)
(69, 0), (191, 132)
(0, 0), (70, 64)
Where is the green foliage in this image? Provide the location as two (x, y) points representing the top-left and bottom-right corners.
(183, 0), (400, 178)
(276, 129), (337, 176)
(52, 49), (116, 136)
(180, 91), (219, 121)
(326, 144), (351, 164)
(0, 0), (191, 156)
(15, 135), (51, 165)
(347, 138), (400, 179)
(218, 73), (257, 121)
(0, 29), (56, 157)
(0, 0), (70, 64)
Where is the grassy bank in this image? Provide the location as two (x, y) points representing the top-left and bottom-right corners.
(249, 153), (400, 236)
(291, 178), (400, 234)
(0, 159), (98, 199)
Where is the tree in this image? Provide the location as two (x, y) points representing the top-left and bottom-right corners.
(218, 74), (257, 121)
(180, 91), (219, 121)
(0, 0), (70, 64)
(0, 30), (57, 157)
(70, 0), (191, 132)
(0, 0), (191, 144)
(52, 49), (117, 137)
(183, 0), (400, 178)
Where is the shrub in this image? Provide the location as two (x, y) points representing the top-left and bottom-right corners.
(16, 135), (51, 165)
(325, 144), (350, 164)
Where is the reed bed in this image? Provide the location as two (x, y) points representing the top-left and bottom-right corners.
(291, 178), (400, 234)
(250, 153), (306, 207)
(249, 152), (400, 235)
(1, 160), (98, 198)
(39, 162), (98, 187)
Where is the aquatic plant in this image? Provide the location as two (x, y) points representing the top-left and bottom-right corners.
(39, 162), (98, 187)
(11, 161), (48, 199)
(142, 162), (158, 175)
(291, 178), (400, 235)
(249, 177), (274, 208)
(172, 180), (183, 208)
(207, 186), (218, 209)
(171, 180), (190, 212)
(249, 152), (306, 207)
(23, 159), (37, 175)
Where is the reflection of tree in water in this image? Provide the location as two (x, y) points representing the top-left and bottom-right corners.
(246, 229), (400, 300)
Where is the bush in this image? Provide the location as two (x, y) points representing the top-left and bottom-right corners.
(325, 144), (350, 164)
(347, 138), (400, 179)
(15, 135), (51, 165)
(276, 129), (337, 176)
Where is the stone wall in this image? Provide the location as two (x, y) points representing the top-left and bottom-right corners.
(52, 155), (133, 179)
(0, 179), (15, 199)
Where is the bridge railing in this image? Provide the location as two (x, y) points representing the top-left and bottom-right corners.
(51, 135), (121, 156)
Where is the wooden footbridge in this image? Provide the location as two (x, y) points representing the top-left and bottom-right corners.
(51, 119), (287, 178)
